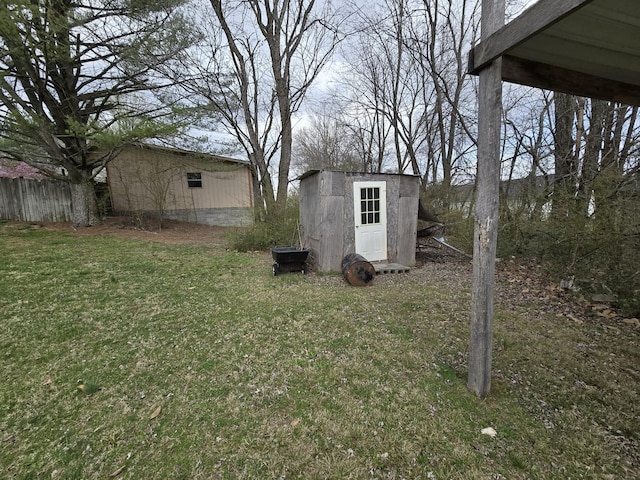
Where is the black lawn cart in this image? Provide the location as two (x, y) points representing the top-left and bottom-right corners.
(271, 246), (310, 276)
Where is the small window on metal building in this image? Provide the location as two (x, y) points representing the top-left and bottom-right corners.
(187, 172), (202, 188)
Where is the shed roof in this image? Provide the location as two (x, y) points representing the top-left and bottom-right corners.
(468, 0), (640, 105)
(299, 169), (419, 181)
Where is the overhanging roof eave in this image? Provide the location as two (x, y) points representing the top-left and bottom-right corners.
(500, 56), (640, 106)
(468, 0), (595, 74)
(467, 0), (640, 106)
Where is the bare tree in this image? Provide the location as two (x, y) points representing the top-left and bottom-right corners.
(293, 114), (360, 174)
(550, 92), (579, 220)
(343, 111), (393, 173)
(337, 0), (480, 208)
(408, 0), (480, 202)
(180, 0), (342, 217)
(500, 89), (554, 223)
(335, 47), (394, 173)
(549, 95), (640, 221)
(344, 0), (427, 176)
(0, 0), (194, 226)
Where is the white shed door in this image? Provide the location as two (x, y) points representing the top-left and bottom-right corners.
(353, 181), (387, 262)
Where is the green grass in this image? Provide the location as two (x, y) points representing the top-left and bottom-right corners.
(0, 223), (638, 479)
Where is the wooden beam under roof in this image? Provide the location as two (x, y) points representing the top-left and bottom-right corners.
(468, 0), (640, 106)
(469, 0), (594, 73)
(500, 56), (640, 106)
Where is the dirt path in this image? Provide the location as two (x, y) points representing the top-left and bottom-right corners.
(39, 216), (229, 245)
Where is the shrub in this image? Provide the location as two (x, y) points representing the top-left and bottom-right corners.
(497, 200), (640, 317)
(445, 199), (640, 316)
(438, 209), (474, 255)
(227, 200), (301, 252)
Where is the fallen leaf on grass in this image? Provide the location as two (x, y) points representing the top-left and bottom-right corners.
(290, 418), (300, 427)
(109, 465), (125, 477)
(623, 368), (640, 380)
(77, 381), (100, 395)
(150, 405), (162, 420)
(481, 427), (497, 437)
(567, 314), (583, 324)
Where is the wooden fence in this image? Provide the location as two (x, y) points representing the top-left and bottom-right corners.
(0, 177), (72, 222)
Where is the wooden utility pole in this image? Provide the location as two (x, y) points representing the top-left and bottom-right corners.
(468, 0), (505, 398)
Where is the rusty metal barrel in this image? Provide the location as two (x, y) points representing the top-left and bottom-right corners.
(341, 253), (376, 286)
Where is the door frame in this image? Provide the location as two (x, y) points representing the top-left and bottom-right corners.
(353, 181), (388, 262)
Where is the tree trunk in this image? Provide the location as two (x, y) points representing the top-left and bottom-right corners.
(579, 99), (606, 218)
(551, 92), (577, 220)
(276, 103), (293, 210)
(70, 179), (100, 227)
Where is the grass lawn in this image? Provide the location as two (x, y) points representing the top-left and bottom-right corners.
(0, 221), (638, 479)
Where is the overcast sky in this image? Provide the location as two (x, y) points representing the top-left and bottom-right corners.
(202, 0), (544, 155)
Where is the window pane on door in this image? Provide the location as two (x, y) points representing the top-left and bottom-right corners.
(360, 187), (381, 225)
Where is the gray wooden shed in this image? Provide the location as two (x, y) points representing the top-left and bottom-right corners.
(299, 170), (420, 272)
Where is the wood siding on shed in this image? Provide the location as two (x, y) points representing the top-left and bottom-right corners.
(300, 170), (419, 272)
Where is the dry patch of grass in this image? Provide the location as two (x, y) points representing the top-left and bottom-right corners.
(0, 223), (638, 479)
